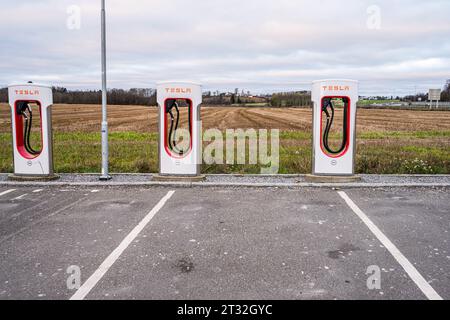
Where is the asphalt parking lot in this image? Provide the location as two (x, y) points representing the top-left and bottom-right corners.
(0, 185), (448, 300)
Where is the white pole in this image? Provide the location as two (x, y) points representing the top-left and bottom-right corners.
(100, 0), (111, 180)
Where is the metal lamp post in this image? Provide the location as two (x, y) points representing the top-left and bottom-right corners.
(100, 0), (111, 180)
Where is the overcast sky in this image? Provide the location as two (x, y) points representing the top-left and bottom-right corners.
(0, 0), (449, 95)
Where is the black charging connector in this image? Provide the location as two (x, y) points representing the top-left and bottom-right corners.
(16, 101), (40, 155)
(322, 98), (349, 155)
(165, 99), (191, 156)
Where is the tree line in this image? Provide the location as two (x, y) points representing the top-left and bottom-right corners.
(270, 91), (311, 107)
(0, 87), (157, 106)
(51, 87), (157, 105)
(1, 80), (449, 105)
(441, 79), (450, 101)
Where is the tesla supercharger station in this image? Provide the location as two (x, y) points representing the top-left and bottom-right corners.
(310, 79), (359, 179)
(8, 82), (57, 179)
(155, 81), (203, 179)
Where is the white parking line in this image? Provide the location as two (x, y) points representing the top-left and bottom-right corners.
(33, 189), (43, 193)
(13, 194), (28, 200)
(337, 191), (443, 300)
(70, 190), (176, 300)
(0, 189), (16, 197)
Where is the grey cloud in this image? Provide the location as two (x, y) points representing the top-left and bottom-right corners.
(0, 0), (449, 95)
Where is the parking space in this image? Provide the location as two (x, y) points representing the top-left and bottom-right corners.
(0, 186), (448, 300)
(0, 187), (170, 299)
(343, 187), (450, 299)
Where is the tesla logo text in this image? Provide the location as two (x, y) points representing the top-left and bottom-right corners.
(15, 89), (40, 96)
(322, 86), (350, 91)
(165, 88), (192, 94)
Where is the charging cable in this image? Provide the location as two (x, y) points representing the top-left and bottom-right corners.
(166, 99), (191, 155)
(17, 102), (40, 155)
(322, 98), (348, 155)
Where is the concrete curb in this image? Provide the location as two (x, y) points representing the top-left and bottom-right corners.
(0, 180), (449, 189)
(152, 174), (206, 182)
(1, 173), (450, 188)
(304, 174), (362, 183)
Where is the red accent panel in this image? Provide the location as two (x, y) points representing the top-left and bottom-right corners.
(14, 100), (43, 160)
(163, 98), (193, 159)
(319, 96), (351, 159)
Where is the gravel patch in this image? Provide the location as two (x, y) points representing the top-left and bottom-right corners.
(1, 173), (449, 187)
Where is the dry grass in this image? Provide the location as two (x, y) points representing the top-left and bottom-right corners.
(0, 103), (449, 174)
(2, 103), (450, 133)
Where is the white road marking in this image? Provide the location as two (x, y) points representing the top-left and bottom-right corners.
(33, 189), (43, 193)
(91, 190), (99, 193)
(0, 189), (16, 197)
(70, 190), (176, 300)
(337, 191), (443, 300)
(13, 193), (28, 200)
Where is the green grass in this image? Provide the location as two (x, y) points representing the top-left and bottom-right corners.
(358, 99), (401, 106)
(1, 131), (449, 174)
(359, 130), (450, 139)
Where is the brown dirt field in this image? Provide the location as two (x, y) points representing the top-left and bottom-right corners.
(1, 103), (450, 133)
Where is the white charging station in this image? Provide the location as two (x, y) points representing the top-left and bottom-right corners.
(311, 79), (359, 177)
(8, 82), (57, 179)
(156, 81), (203, 178)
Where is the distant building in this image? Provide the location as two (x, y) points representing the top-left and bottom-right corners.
(130, 88), (155, 97)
